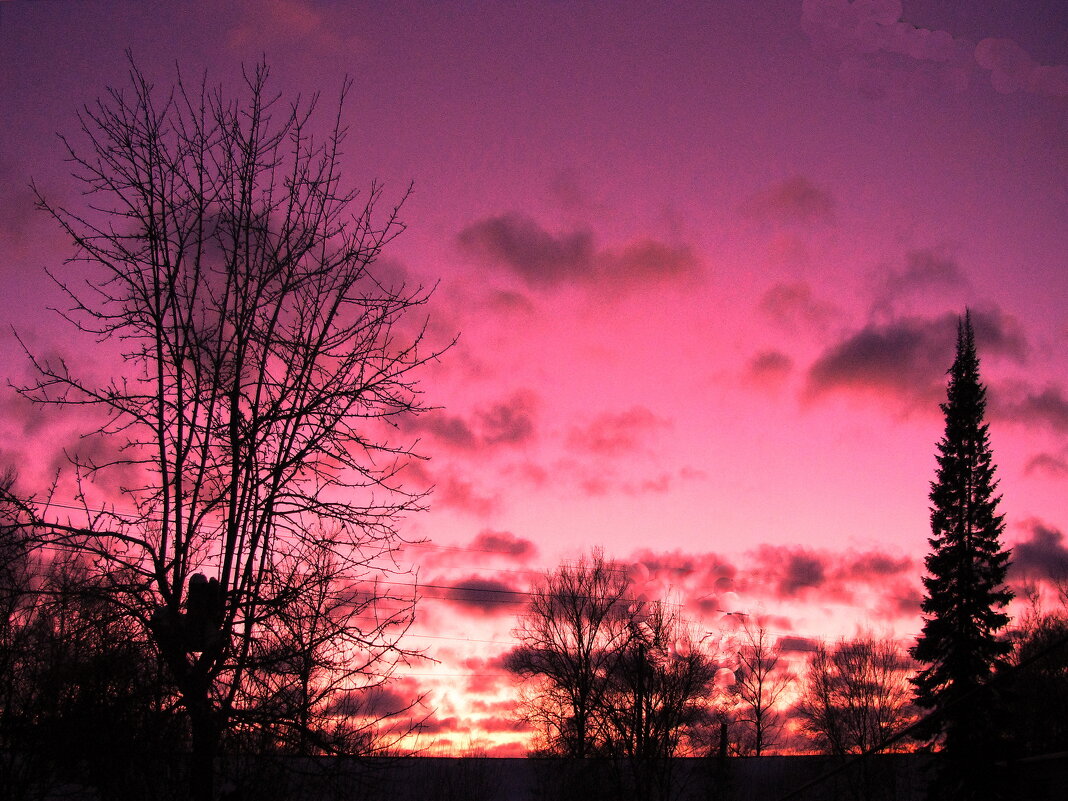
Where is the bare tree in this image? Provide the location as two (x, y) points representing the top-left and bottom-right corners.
(7, 58), (441, 800)
(1003, 595), (1068, 758)
(506, 550), (632, 759)
(604, 602), (717, 801)
(795, 634), (915, 756)
(732, 621), (792, 756)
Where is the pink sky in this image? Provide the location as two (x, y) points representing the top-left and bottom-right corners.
(2, 0), (1067, 755)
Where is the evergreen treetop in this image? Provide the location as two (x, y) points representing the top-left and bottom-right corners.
(910, 311), (1013, 799)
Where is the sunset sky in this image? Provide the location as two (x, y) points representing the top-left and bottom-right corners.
(2, 0), (1067, 755)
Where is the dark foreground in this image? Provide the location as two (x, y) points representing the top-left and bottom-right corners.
(9, 752), (1068, 801)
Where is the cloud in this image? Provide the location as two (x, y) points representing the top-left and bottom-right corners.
(998, 385), (1068, 433)
(748, 544), (915, 602)
(872, 249), (969, 315)
(457, 213), (699, 291)
(469, 529), (538, 561)
(478, 392), (538, 445)
(976, 38), (1068, 97)
(759, 281), (838, 332)
(1011, 520), (1068, 582)
(428, 575), (526, 615)
(1025, 450), (1068, 478)
(746, 350), (793, 388)
(742, 177), (834, 225)
(843, 550), (913, 580)
(412, 412), (478, 450)
(778, 636), (819, 653)
(805, 310), (1027, 408)
(802, 0), (972, 97)
(458, 213), (595, 287)
(228, 0), (362, 53)
(567, 406), (670, 457)
(403, 391), (539, 453)
(433, 473), (500, 517)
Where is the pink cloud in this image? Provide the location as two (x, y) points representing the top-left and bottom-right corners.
(759, 281), (838, 332)
(871, 249), (970, 315)
(477, 392), (538, 446)
(567, 406), (669, 457)
(433, 473), (500, 517)
(746, 350), (793, 388)
(1025, 450), (1068, 478)
(976, 38), (1068, 97)
(228, 0), (359, 53)
(802, 0), (972, 97)
(742, 176), (835, 225)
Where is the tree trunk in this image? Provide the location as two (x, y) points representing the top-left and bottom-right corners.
(189, 698), (218, 801)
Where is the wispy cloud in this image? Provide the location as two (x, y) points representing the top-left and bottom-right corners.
(566, 406), (670, 457)
(976, 37), (1068, 97)
(741, 176), (835, 226)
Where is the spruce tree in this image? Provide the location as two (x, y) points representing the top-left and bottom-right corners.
(910, 311), (1013, 800)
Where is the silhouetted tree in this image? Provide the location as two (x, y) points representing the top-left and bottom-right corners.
(796, 634), (915, 756)
(604, 602), (717, 801)
(7, 58), (440, 800)
(506, 551), (632, 759)
(732, 621), (791, 756)
(910, 311), (1013, 800)
(1002, 605), (1068, 758)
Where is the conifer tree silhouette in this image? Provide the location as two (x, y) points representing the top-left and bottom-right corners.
(910, 311), (1013, 800)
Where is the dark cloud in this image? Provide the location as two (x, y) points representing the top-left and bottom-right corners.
(1011, 520), (1068, 582)
(458, 213), (595, 287)
(759, 281), (838, 332)
(335, 686), (413, 718)
(898, 249), (967, 290)
(751, 545), (826, 598)
(748, 544), (914, 603)
(429, 575), (526, 615)
(607, 239), (699, 284)
(872, 249), (969, 314)
(806, 310), (1027, 407)
(999, 385), (1068, 432)
(778, 636), (819, 653)
(403, 391), (538, 453)
(457, 213), (699, 291)
(842, 551), (913, 580)
(477, 392), (538, 446)
(742, 176), (834, 225)
(469, 529), (538, 561)
(567, 406), (669, 457)
(411, 411), (478, 450)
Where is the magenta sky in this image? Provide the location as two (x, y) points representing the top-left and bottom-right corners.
(2, 0), (1067, 755)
